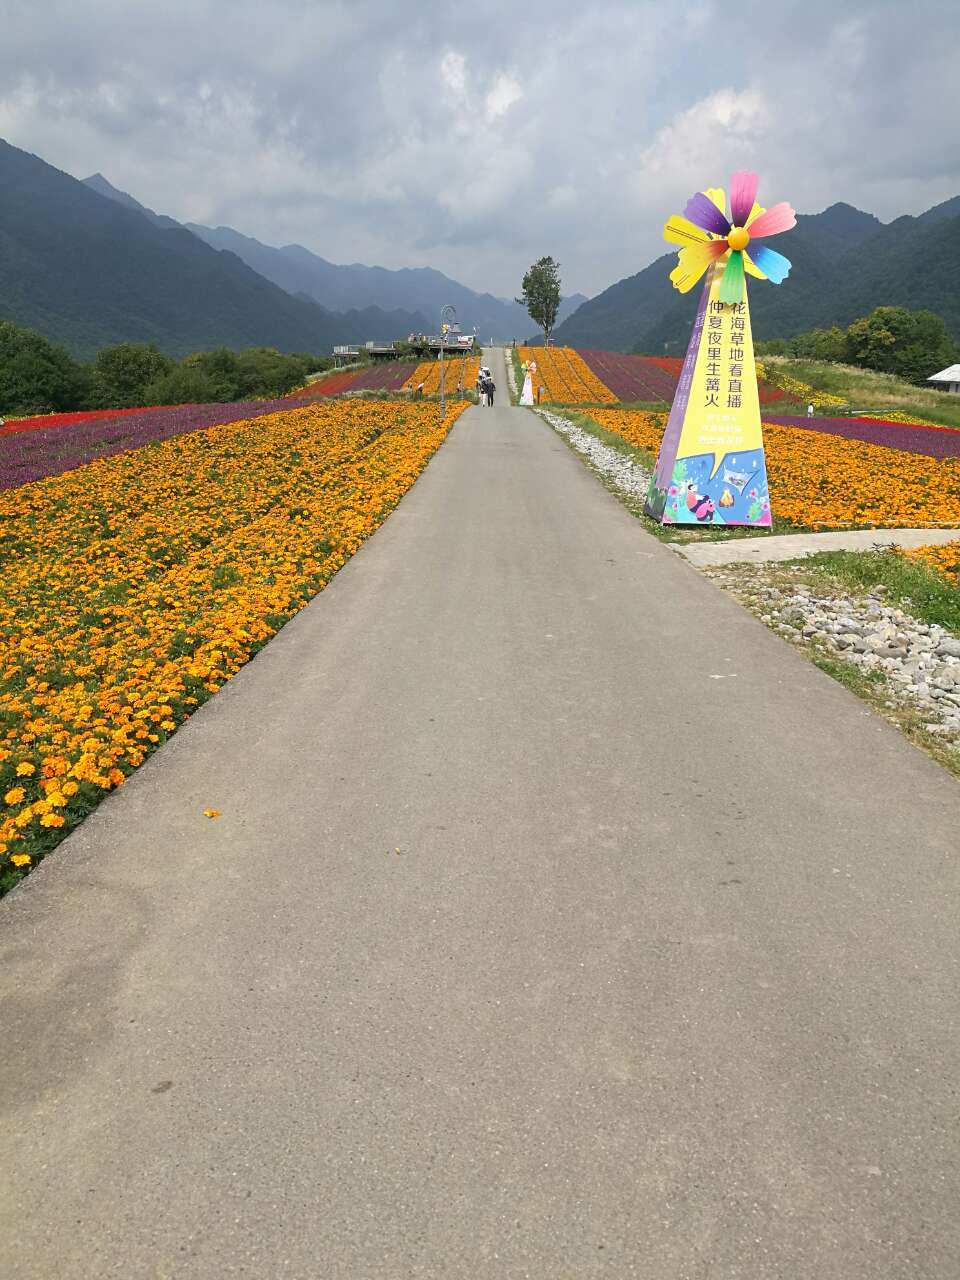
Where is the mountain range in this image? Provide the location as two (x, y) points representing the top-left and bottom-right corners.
(0, 140), (431, 359)
(2, 135), (957, 361)
(84, 173), (587, 343)
(553, 197), (960, 353)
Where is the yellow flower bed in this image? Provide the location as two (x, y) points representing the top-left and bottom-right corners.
(517, 347), (617, 403)
(755, 362), (847, 409)
(898, 541), (960, 584)
(587, 408), (960, 531)
(403, 355), (481, 395)
(863, 410), (948, 427)
(0, 398), (467, 888)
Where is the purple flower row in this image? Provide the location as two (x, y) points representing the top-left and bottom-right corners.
(766, 415), (960, 461)
(0, 398), (299, 491)
(578, 350), (680, 402)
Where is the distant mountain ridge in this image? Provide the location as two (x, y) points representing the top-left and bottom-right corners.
(553, 199), (960, 353)
(0, 140), (429, 359)
(181, 225), (588, 338)
(83, 174), (587, 339)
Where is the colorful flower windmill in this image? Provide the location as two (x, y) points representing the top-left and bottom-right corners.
(664, 172), (796, 303)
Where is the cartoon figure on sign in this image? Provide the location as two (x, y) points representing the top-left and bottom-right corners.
(644, 172), (795, 527)
(685, 482), (715, 522)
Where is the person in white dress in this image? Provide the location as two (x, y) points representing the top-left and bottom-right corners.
(519, 359), (536, 406)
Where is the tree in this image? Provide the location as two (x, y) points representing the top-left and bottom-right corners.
(844, 307), (957, 383)
(142, 364), (222, 406)
(791, 326), (847, 363)
(232, 348), (313, 398)
(0, 320), (89, 415)
(91, 343), (174, 407)
(516, 257), (562, 345)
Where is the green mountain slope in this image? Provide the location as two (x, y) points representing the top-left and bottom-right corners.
(83, 173), (588, 340)
(0, 140), (427, 358)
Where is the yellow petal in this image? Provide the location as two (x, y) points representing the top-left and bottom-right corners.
(663, 214), (710, 247)
(745, 201), (766, 227)
(705, 187), (727, 217)
(669, 241), (726, 293)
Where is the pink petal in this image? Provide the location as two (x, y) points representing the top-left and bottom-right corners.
(746, 201), (797, 238)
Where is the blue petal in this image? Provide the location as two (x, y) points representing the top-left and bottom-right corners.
(746, 244), (791, 284)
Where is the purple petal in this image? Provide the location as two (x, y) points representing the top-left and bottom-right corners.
(683, 192), (731, 236)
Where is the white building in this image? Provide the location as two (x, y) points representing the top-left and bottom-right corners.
(928, 364), (960, 393)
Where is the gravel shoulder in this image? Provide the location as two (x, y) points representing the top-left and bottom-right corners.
(540, 404), (960, 777)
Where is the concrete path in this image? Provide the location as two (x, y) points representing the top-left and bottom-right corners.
(2, 352), (959, 1278)
(673, 525), (960, 567)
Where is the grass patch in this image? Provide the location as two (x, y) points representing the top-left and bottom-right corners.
(801, 549), (960, 635)
(763, 357), (960, 429)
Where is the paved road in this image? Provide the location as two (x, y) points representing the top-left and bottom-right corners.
(2, 349), (959, 1278)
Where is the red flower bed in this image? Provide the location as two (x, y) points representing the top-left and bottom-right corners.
(644, 356), (683, 375)
(286, 370), (363, 398)
(347, 362), (420, 392)
(0, 405), (183, 437)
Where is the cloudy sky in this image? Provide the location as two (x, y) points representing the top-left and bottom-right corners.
(1, 0), (957, 298)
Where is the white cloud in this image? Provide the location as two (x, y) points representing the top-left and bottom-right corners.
(440, 51), (468, 100)
(485, 74), (522, 122)
(0, 0), (956, 298)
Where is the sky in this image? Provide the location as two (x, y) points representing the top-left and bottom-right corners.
(1, 0), (957, 299)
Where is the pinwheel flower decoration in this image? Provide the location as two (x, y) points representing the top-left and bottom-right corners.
(664, 172), (796, 304)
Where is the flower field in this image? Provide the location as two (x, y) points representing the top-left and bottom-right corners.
(517, 347), (617, 403)
(576, 351), (680, 402)
(754, 362), (846, 410)
(517, 346), (800, 408)
(899, 541), (960, 585)
(285, 370), (365, 399)
(0, 405), (183, 436)
(286, 363), (421, 398)
(403, 355), (481, 395)
(586, 408), (960, 530)
(0, 398), (467, 891)
(0, 396), (316, 491)
(765, 414), (960, 460)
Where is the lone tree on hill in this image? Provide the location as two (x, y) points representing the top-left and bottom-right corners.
(517, 256), (562, 345)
